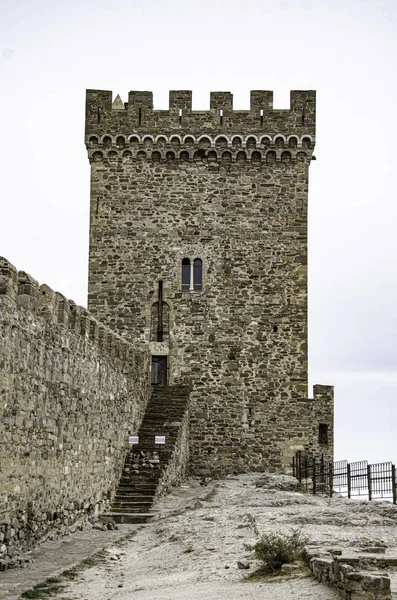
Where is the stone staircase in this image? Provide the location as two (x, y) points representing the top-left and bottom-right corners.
(100, 385), (190, 524)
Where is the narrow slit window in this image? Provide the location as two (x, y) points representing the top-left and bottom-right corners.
(260, 109), (264, 127)
(179, 108), (182, 124)
(318, 423), (329, 445)
(193, 258), (202, 291)
(220, 109), (223, 126)
(138, 107), (142, 125)
(182, 258), (191, 291)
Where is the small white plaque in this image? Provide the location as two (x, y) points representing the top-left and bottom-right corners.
(155, 436), (166, 445)
(128, 436), (139, 445)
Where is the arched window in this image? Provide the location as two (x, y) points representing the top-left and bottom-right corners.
(182, 258), (190, 291)
(181, 257), (203, 291)
(193, 258), (202, 291)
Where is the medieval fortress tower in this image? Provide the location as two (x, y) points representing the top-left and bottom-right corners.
(0, 88), (333, 550)
(86, 89), (333, 474)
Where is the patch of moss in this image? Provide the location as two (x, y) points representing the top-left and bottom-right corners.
(21, 578), (65, 598)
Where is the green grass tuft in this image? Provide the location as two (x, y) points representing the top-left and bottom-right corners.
(21, 578), (65, 598)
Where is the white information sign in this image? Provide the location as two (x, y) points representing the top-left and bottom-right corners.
(128, 436), (139, 445)
(155, 436), (166, 445)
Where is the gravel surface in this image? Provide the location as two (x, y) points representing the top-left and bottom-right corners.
(57, 473), (397, 600)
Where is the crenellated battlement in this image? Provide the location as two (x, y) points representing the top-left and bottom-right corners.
(0, 257), (136, 362)
(85, 89), (316, 143)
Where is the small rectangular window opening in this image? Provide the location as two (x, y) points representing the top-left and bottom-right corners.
(318, 423), (329, 445)
(179, 108), (182, 125)
(248, 407), (254, 429)
(260, 109), (264, 127)
(273, 325), (278, 333)
(220, 109), (223, 126)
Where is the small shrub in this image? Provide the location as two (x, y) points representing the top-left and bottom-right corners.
(246, 529), (308, 573)
(242, 513), (260, 537)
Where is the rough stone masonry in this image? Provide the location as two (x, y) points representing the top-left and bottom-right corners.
(0, 259), (150, 561)
(0, 87), (334, 561)
(85, 88), (334, 475)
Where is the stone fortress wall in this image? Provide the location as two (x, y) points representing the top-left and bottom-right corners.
(0, 87), (334, 558)
(0, 257), (150, 557)
(85, 88), (333, 476)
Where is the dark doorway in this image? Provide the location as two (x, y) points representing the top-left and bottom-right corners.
(151, 356), (167, 386)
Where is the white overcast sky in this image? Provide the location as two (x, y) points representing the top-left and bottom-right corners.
(1, 0), (396, 465)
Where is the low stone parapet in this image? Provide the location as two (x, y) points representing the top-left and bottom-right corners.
(303, 545), (393, 599)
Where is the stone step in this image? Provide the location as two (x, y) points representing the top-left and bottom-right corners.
(113, 499), (153, 506)
(139, 420), (183, 426)
(145, 399), (187, 404)
(121, 468), (161, 475)
(121, 470), (161, 476)
(114, 495), (154, 503)
(148, 395), (188, 398)
(100, 512), (156, 524)
(119, 482), (158, 490)
(123, 474), (162, 480)
(120, 473), (160, 480)
(119, 475), (159, 481)
(119, 480), (159, 487)
(149, 390), (188, 393)
(145, 399), (188, 404)
(114, 488), (155, 495)
(139, 419), (184, 424)
(117, 482), (156, 489)
(112, 505), (152, 513)
(152, 385), (190, 397)
(111, 494), (154, 510)
(147, 405), (186, 409)
(117, 484), (157, 492)
(138, 428), (180, 432)
(123, 470), (162, 477)
(147, 397), (187, 402)
(139, 418), (185, 425)
(112, 501), (152, 508)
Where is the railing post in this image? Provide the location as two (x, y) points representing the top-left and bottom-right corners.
(292, 455), (296, 478)
(347, 463), (351, 499)
(320, 454), (324, 483)
(392, 464), (397, 505)
(312, 457), (317, 495)
(367, 464), (372, 501)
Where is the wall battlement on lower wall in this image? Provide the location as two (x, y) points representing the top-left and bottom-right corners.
(0, 257), (150, 563)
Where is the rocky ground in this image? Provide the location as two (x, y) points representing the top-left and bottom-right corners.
(42, 472), (397, 600)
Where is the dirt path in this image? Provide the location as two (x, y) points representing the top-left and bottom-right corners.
(51, 473), (397, 600)
(0, 526), (140, 600)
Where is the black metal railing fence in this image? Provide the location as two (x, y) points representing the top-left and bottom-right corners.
(292, 452), (397, 504)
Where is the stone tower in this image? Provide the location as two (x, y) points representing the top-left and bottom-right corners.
(85, 88), (333, 475)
